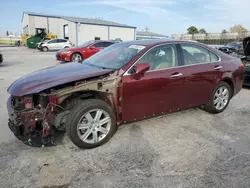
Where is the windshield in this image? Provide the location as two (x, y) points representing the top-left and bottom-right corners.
(84, 43), (146, 69)
(78, 40), (95, 47)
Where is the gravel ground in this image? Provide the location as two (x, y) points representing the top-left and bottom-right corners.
(0, 47), (250, 188)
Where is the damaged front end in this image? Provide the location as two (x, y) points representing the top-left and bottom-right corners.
(7, 70), (122, 147)
(7, 94), (57, 147)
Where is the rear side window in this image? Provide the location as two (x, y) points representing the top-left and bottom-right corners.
(210, 52), (219, 62)
(181, 44), (219, 65)
(94, 42), (105, 48)
(48, 39), (57, 44)
(103, 42), (114, 47)
(58, 39), (67, 43)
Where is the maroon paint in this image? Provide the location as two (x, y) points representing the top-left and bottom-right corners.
(120, 41), (244, 122)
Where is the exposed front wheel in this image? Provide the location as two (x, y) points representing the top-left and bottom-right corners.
(66, 99), (117, 149)
(204, 82), (231, 114)
(71, 53), (82, 62)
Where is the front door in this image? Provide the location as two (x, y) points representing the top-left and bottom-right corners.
(122, 44), (185, 122)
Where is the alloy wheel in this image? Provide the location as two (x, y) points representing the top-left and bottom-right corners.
(213, 86), (229, 110)
(72, 54), (82, 61)
(76, 109), (111, 144)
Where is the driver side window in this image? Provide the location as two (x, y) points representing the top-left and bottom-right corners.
(137, 44), (178, 71)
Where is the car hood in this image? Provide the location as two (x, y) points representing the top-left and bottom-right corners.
(243, 37), (250, 56)
(8, 62), (114, 96)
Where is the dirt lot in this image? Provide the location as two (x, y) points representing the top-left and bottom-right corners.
(0, 47), (250, 188)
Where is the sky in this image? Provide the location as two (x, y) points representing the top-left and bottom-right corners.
(0, 0), (249, 36)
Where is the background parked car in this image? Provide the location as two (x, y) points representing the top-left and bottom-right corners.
(56, 40), (115, 62)
(38, 39), (71, 52)
(218, 42), (244, 55)
(241, 37), (250, 86)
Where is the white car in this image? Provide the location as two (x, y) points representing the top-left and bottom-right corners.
(37, 39), (71, 52)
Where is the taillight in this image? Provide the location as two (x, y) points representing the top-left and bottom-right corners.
(240, 63), (245, 72)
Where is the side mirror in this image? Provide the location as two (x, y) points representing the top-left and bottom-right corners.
(136, 63), (150, 75)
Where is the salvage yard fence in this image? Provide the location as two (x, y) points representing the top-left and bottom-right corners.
(172, 32), (250, 45)
(0, 36), (21, 45)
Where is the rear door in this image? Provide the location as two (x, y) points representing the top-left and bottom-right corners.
(177, 43), (221, 108)
(56, 39), (68, 50)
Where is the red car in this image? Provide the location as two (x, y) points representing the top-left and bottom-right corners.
(56, 40), (114, 62)
(7, 39), (244, 148)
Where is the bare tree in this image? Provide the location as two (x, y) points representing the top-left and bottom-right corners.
(230, 25), (248, 33)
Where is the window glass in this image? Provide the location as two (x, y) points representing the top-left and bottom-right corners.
(210, 52), (219, 62)
(137, 44), (178, 71)
(103, 42), (114, 47)
(94, 42), (105, 48)
(181, 44), (210, 65)
(79, 40), (94, 47)
(84, 43), (145, 69)
(48, 39), (57, 44)
(58, 39), (67, 43)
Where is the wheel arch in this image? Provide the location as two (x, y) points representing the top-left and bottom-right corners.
(222, 78), (234, 97)
(71, 52), (83, 60)
(58, 90), (116, 113)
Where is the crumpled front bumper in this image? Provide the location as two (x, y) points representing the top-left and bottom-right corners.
(7, 96), (55, 147)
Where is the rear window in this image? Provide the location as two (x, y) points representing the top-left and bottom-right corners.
(181, 44), (220, 65)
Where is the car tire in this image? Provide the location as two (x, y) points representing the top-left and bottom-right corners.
(64, 46), (69, 49)
(66, 99), (117, 149)
(71, 53), (82, 61)
(42, 47), (48, 52)
(204, 81), (231, 114)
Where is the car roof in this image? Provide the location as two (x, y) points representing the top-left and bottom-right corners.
(120, 39), (200, 47)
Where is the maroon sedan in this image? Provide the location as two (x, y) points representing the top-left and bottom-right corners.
(7, 39), (244, 148)
(56, 40), (114, 62)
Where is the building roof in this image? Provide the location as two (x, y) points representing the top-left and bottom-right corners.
(22, 12), (136, 29)
(137, 31), (168, 37)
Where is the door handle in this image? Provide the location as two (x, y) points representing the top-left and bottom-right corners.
(170, 73), (183, 78)
(214, 66), (222, 70)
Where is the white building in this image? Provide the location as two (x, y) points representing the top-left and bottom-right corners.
(22, 12), (137, 46)
(136, 31), (168, 40)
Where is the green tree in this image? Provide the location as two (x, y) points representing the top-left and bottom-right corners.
(199, 28), (207, 34)
(221, 29), (227, 34)
(187, 26), (199, 35)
